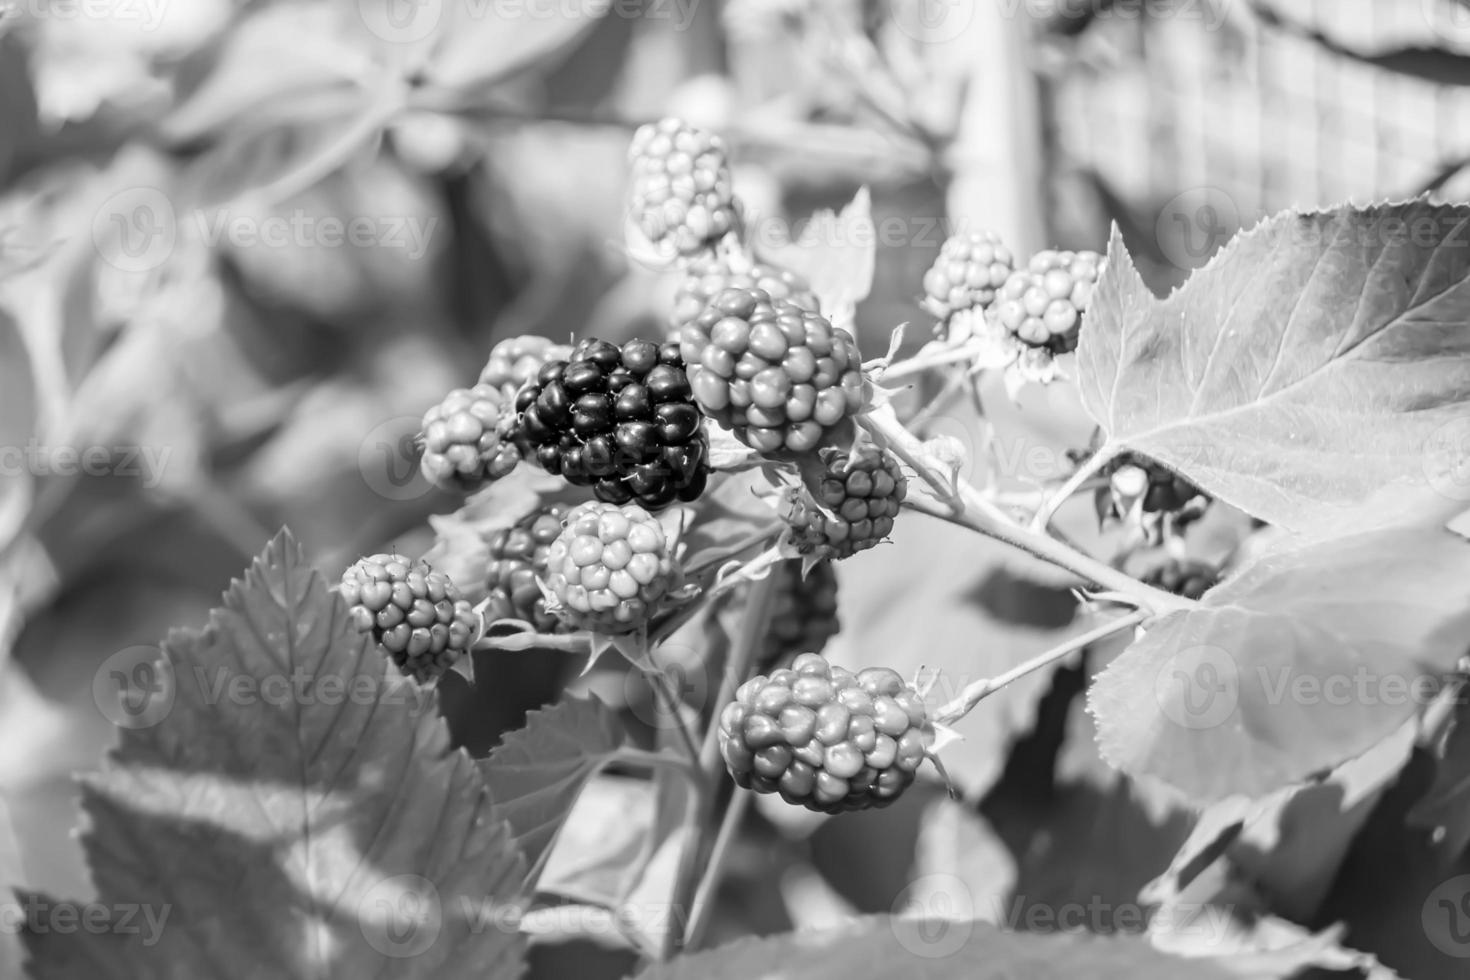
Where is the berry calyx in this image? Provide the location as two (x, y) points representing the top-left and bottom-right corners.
(419, 384), (520, 492)
(783, 445), (906, 560)
(921, 230), (1015, 326)
(671, 256), (817, 336)
(543, 500), (686, 634)
(479, 335), (573, 395)
(991, 249), (1103, 354)
(718, 652), (929, 813)
(514, 338), (710, 510)
(762, 560), (840, 667)
(341, 554), (480, 682)
(483, 503), (573, 633)
(679, 287), (865, 455)
(628, 118), (741, 260)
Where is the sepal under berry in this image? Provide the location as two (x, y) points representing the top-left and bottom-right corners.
(718, 652), (930, 813)
(542, 501), (692, 634)
(419, 384), (521, 492)
(341, 554), (480, 682)
(679, 286), (865, 455)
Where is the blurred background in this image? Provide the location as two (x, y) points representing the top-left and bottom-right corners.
(3, 0), (1470, 976)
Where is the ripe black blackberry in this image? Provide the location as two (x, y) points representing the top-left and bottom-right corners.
(762, 560), (840, 667)
(1102, 452), (1208, 516)
(515, 338), (710, 510)
(482, 504), (572, 632)
(718, 652), (929, 813)
(340, 554), (479, 682)
(670, 256), (817, 335)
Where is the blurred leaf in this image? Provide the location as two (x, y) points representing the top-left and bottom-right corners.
(1077, 203), (1470, 534)
(0, 304), (36, 549)
(765, 187), (876, 327)
(1090, 528), (1470, 803)
(1249, 2), (1470, 87)
(481, 695), (637, 873)
(537, 774), (656, 907)
(633, 914), (1289, 980)
(23, 531), (527, 979)
(426, 0), (612, 92)
(1410, 696), (1470, 862)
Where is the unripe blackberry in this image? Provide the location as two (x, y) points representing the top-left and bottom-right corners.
(515, 338), (710, 510)
(670, 256), (817, 335)
(341, 554), (479, 682)
(921, 230), (1015, 325)
(1102, 452), (1207, 516)
(483, 504), (572, 632)
(543, 501), (685, 634)
(479, 335), (573, 394)
(718, 652), (929, 813)
(763, 560), (840, 666)
(679, 287), (864, 455)
(1141, 558), (1218, 600)
(628, 118), (740, 260)
(990, 249), (1103, 354)
(419, 384), (520, 492)
(784, 445), (906, 560)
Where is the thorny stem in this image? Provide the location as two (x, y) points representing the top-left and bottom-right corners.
(860, 404), (1190, 615)
(877, 345), (979, 383)
(682, 788), (751, 952)
(1029, 442), (1121, 533)
(933, 609), (1148, 725)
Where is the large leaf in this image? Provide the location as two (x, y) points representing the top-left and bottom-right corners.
(23, 531), (527, 979)
(480, 696), (634, 873)
(1089, 527), (1470, 803)
(633, 914), (1299, 980)
(1077, 202), (1470, 533)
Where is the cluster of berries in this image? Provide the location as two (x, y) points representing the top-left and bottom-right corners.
(515, 338), (710, 510)
(482, 503), (571, 633)
(719, 653), (929, 813)
(671, 256), (818, 334)
(678, 287), (865, 455)
(762, 560), (841, 667)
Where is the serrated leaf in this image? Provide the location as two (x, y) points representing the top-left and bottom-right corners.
(634, 915), (1273, 980)
(1077, 202), (1470, 533)
(1090, 527), (1470, 803)
(23, 531), (527, 980)
(764, 188), (876, 325)
(480, 696), (634, 872)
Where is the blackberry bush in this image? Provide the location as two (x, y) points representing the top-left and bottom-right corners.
(784, 445), (907, 560)
(543, 500), (685, 634)
(628, 117), (740, 260)
(340, 554), (480, 682)
(515, 338), (710, 510)
(718, 652), (929, 813)
(678, 286), (864, 455)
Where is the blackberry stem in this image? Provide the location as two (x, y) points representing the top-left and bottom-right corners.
(933, 609), (1148, 725)
(682, 787), (750, 952)
(878, 344), (980, 382)
(860, 403), (1191, 615)
(1030, 441), (1121, 533)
